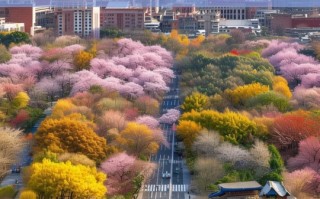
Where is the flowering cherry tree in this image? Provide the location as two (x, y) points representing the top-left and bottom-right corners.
(293, 87), (320, 109)
(100, 152), (155, 196)
(119, 82), (144, 99)
(136, 115), (159, 129)
(262, 40), (302, 58)
(288, 136), (320, 172)
(10, 44), (43, 60)
(159, 109), (181, 124)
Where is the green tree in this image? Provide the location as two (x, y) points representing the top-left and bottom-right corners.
(0, 186), (16, 198)
(1, 31), (30, 47)
(246, 91), (291, 112)
(0, 44), (11, 63)
(259, 145), (284, 185)
(268, 145), (284, 173)
(100, 28), (124, 38)
(224, 83), (269, 106)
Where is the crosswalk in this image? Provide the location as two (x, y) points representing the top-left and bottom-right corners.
(162, 99), (179, 106)
(169, 160), (181, 164)
(172, 184), (188, 192)
(144, 184), (188, 192)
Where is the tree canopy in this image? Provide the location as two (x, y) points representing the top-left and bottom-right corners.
(35, 116), (108, 162)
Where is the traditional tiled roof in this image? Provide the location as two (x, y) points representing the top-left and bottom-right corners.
(259, 181), (291, 197)
(209, 181), (262, 198)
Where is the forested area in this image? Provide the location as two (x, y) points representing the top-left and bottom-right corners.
(173, 35), (320, 198)
(0, 34), (179, 198)
(1, 29), (320, 198)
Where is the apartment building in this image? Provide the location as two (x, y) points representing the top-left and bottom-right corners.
(54, 7), (100, 38)
(35, 7), (55, 29)
(100, 8), (145, 32)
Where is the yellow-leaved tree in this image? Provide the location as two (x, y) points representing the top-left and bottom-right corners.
(181, 92), (209, 112)
(73, 50), (94, 71)
(167, 29), (190, 60)
(115, 122), (159, 157)
(176, 120), (202, 149)
(35, 116), (107, 162)
(224, 83), (269, 106)
(180, 110), (260, 146)
(272, 76), (292, 99)
(190, 35), (205, 47)
(12, 92), (30, 109)
(50, 99), (76, 118)
(19, 190), (37, 199)
(28, 159), (106, 199)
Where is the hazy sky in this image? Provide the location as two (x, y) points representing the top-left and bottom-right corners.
(0, 0), (319, 7)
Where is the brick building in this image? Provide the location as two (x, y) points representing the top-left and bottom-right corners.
(0, 7), (35, 35)
(172, 3), (196, 17)
(267, 13), (320, 34)
(100, 8), (144, 32)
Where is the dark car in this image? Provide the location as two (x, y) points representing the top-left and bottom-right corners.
(11, 166), (21, 173)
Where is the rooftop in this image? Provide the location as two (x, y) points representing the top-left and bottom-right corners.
(219, 181), (262, 189)
(209, 181), (262, 198)
(260, 181), (291, 197)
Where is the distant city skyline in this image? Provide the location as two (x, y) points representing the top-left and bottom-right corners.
(0, 0), (319, 7)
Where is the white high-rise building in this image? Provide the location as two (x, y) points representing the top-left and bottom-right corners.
(52, 0), (100, 38)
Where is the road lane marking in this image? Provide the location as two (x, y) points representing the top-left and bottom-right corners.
(169, 160), (181, 164)
(144, 184), (188, 192)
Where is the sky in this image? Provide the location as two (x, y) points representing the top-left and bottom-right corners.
(0, 0), (319, 7)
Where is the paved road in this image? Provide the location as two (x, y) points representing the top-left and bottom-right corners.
(0, 106), (53, 191)
(141, 73), (191, 199)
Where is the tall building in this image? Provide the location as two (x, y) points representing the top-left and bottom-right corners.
(184, 0), (271, 8)
(51, 0), (100, 38)
(35, 7), (55, 29)
(100, 0), (144, 32)
(0, 6), (36, 35)
(100, 7), (145, 32)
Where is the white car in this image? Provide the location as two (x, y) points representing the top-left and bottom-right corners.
(162, 171), (171, 179)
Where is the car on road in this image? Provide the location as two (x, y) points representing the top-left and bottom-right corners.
(11, 165), (21, 173)
(174, 167), (180, 174)
(162, 171), (171, 179)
